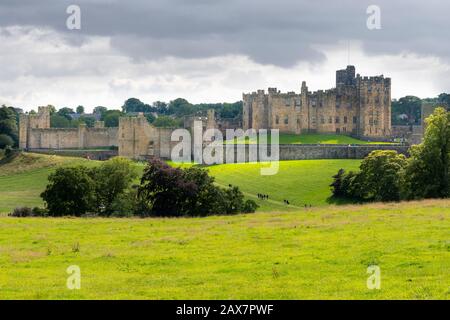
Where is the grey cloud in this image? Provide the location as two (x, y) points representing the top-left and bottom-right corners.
(0, 0), (449, 67)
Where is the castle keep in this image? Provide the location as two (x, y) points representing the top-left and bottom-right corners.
(243, 66), (392, 139)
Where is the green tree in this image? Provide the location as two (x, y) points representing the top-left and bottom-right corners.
(41, 167), (96, 216)
(76, 105), (85, 114)
(93, 106), (108, 115)
(402, 107), (450, 199)
(0, 134), (14, 149)
(57, 107), (75, 120)
(50, 114), (71, 128)
(168, 98), (193, 116)
(0, 106), (19, 145)
(359, 150), (407, 201)
(391, 96), (422, 125)
(92, 157), (137, 216)
(152, 115), (179, 127)
(122, 98), (153, 113)
(102, 110), (123, 127)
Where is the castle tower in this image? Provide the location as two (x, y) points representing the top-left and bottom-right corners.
(19, 106), (51, 149)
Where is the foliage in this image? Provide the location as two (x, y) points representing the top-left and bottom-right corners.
(57, 107), (75, 120)
(122, 98), (154, 113)
(50, 114), (71, 128)
(76, 105), (84, 114)
(358, 150), (407, 201)
(402, 107), (450, 199)
(391, 96), (422, 125)
(93, 106), (108, 115)
(75, 116), (96, 127)
(41, 166), (96, 216)
(331, 150), (407, 202)
(9, 206), (48, 217)
(0, 105), (19, 146)
(92, 157), (137, 216)
(0, 133), (14, 149)
(102, 110), (123, 127)
(137, 159), (253, 217)
(152, 115), (180, 127)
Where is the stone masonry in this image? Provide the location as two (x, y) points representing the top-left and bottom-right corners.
(243, 66), (392, 140)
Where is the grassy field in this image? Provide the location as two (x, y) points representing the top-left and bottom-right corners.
(227, 133), (394, 145)
(0, 153), (361, 214)
(0, 200), (448, 299)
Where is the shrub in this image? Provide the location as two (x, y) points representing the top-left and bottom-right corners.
(9, 207), (48, 217)
(138, 159), (254, 217)
(243, 200), (258, 213)
(9, 207), (33, 217)
(0, 134), (14, 149)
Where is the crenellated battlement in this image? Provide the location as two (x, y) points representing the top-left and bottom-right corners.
(242, 66), (392, 139)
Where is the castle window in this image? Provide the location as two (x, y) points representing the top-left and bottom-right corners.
(336, 101), (340, 108)
(335, 117), (340, 124)
(295, 99), (301, 106)
(336, 128), (340, 134)
(329, 117), (332, 124)
(319, 102), (323, 107)
(343, 127), (347, 133)
(284, 116), (289, 125)
(285, 99), (290, 106)
(374, 120), (378, 126)
(369, 119), (374, 126)
(353, 116), (357, 124)
(311, 100), (316, 107)
(320, 117), (325, 124)
(297, 117), (300, 124)
(312, 117), (316, 124)
(344, 116), (347, 124)
(275, 116), (279, 125)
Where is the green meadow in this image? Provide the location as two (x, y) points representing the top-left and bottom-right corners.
(0, 152), (448, 299)
(0, 153), (361, 214)
(0, 200), (448, 299)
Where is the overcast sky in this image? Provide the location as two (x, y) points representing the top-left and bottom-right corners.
(0, 0), (449, 112)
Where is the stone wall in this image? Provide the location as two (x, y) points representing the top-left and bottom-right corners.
(20, 107), (118, 150)
(216, 144), (409, 163)
(243, 65), (392, 140)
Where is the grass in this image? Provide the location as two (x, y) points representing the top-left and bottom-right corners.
(0, 153), (360, 214)
(206, 160), (361, 211)
(0, 200), (448, 299)
(226, 133), (394, 145)
(0, 152), (448, 299)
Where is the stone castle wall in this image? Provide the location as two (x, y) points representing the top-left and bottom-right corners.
(243, 66), (392, 140)
(19, 107), (118, 150)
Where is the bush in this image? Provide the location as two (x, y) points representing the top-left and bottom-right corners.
(9, 207), (48, 217)
(9, 207), (33, 217)
(0, 134), (14, 149)
(243, 200), (258, 213)
(138, 159), (255, 217)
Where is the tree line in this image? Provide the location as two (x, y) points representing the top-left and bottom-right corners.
(331, 107), (450, 201)
(10, 157), (258, 217)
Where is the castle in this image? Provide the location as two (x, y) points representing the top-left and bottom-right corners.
(19, 66), (395, 160)
(243, 66), (392, 139)
(19, 107), (177, 159)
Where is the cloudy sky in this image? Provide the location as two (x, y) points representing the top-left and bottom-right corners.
(0, 0), (449, 112)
